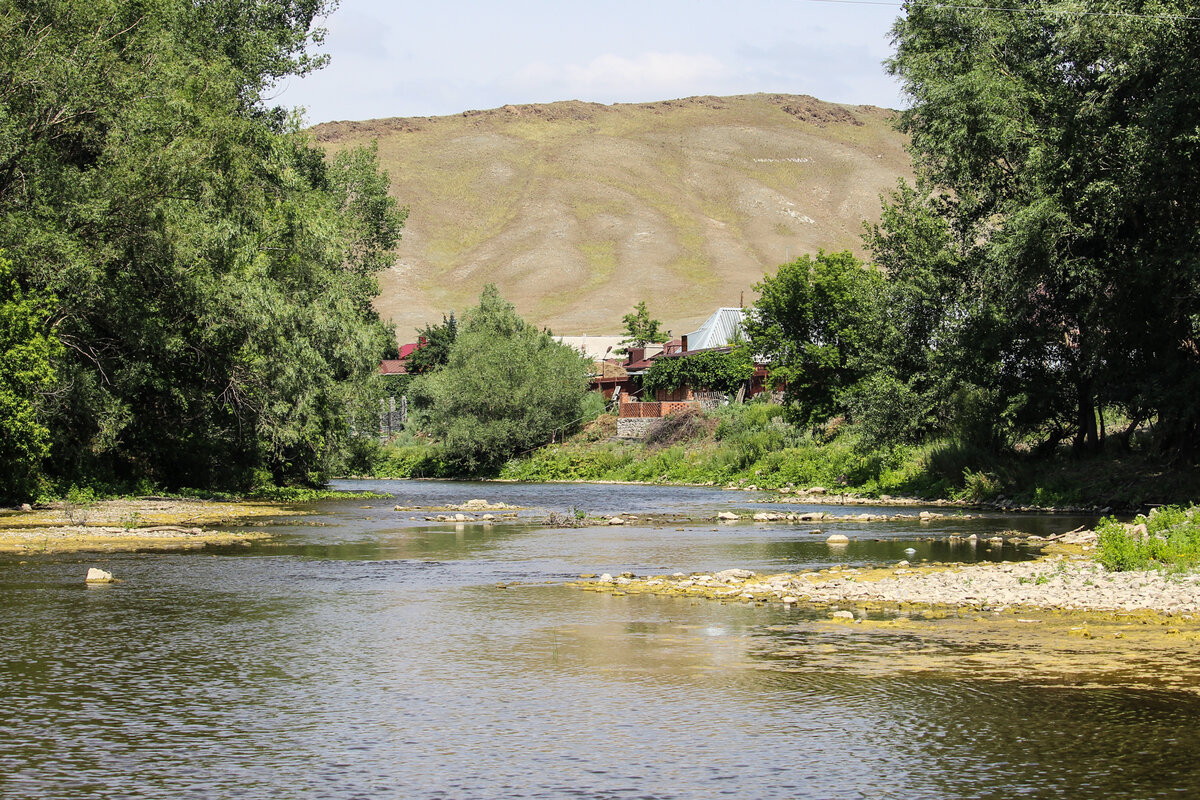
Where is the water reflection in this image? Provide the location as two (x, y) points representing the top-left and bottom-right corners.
(3, 481), (1193, 799)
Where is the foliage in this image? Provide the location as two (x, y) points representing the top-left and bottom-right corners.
(0, 0), (404, 495)
(246, 486), (390, 503)
(616, 300), (667, 353)
(743, 250), (883, 426)
(843, 373), (933, 450)
(405, 313), (457, 374)
(1097, 507), (1200, 572)
(888, 1), (1200, 453)
(410, 285), (592, 473)
(0, 254), (62, 502)
(641, 348), (753, 397)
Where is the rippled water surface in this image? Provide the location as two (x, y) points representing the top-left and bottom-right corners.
(3, 480), (1198, 799)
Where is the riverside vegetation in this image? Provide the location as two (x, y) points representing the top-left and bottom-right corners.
(370, 0), (1199, 513)
(0, 0), (405, 504)
(4, 0), (1199, 512)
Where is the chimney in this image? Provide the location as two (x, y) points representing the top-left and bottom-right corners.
(627, 346), (645, 365)
(681, 335), (688, 352)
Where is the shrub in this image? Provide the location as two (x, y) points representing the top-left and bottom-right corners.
(1096, 506), (1200, 571)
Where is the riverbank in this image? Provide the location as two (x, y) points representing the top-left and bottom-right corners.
(373, 404), (1199, 512)
(573, 528), (1200, 618)
(0, 497), (304, 553)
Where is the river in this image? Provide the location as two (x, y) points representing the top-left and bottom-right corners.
(2, 480), (1198, 799)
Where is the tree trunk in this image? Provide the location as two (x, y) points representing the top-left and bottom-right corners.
(1072, 378), (1099, 454)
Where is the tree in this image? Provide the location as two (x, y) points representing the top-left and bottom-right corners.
(412, 286), (592, 472)
(405, 313), (457, 375)
(617, 301), (667, 353)
(0, 255), (62, 501)
(0, 0), (404, 490)
(888, 0), (1200, 452)
(743, 251), (883, 426)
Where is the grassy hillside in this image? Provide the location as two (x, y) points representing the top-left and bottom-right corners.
(311, 93), (911, 338)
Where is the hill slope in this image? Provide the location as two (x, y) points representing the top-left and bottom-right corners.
(311, 93), (912, 338)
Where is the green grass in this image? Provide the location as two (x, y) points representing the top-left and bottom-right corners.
(366, 402), (1200, 510)
(1097, 506), (1200, 572)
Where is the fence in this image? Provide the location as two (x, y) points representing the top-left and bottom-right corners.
(379, 396), (407, 438)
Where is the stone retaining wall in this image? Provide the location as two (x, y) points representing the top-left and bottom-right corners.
(617, 418), (656, 439)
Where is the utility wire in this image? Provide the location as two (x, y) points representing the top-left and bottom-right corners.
(803, 0), (1200, 21)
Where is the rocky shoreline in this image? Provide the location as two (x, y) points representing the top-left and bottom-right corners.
(574, 530), (1200, 618)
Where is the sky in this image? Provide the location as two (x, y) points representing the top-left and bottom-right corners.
(278, 0), (909, 124)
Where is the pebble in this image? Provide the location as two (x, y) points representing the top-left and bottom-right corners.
(586, 553), (1200, 616)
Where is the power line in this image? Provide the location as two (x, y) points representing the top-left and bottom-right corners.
(802, 0), (1200, 21)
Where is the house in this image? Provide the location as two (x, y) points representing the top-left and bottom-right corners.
(648, 308), (772, 402)
(583, 340), (669, 401)
(378, 339), (426, 376)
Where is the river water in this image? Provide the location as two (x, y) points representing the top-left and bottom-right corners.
(3, 480), (1199, 799)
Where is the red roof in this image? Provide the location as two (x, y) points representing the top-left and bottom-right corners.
(379, 341), (425, 375)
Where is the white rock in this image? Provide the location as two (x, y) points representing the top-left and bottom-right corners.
(85, 568), (115, 583)
(714, 568), (756, 582)
(831, 610), (854, 619)
(826, 534), (850, 544)
(607, 516), (625, 525)
(753, 512), (771, 522)
(599, 573), (614, 583)
(717, 512), (739, 521)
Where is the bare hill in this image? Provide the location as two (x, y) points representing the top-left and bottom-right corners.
(311, 93), (911, 338)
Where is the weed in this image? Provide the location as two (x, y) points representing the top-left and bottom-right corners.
(1096, 506), (1200, 571)
(63, 485), (98, 526)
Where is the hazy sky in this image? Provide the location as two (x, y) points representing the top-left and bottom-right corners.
(278, 0), (907, 124)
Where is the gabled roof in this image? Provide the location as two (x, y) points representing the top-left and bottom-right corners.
(684, 307), (746, 351)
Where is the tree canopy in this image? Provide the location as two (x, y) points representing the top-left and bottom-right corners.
(0, 0), (405, 499)
(617, 301), (668, 353)
(743, 250), (883, 426)
(886, 0), (1200, 453)
(411, 286), (592, 473)
(405, 313), (457, 375)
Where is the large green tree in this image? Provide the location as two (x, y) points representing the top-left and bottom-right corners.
(888, 0), (1200, 452)
(412, 286), (592, 473)
(0, 0), (404, 492)
(744, 250), (883, 426)
(0, 254), (62, 500)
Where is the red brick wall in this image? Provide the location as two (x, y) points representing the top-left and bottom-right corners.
(619, 400), (696, 418)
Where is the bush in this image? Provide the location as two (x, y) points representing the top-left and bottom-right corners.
(1097, 506), (1200, 571)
